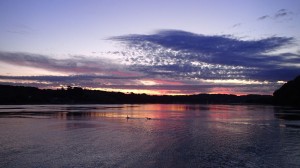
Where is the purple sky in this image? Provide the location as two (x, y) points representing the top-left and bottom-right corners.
(0, 0), (300, 95)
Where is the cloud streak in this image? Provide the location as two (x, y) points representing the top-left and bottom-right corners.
(257, 15), (270, 20)
(0, 75), (281, 95)
(0, 74), (146, 91)
(0, 51), (141, 77)
(274, 9), (290, 19)
(258, 9), (294, 20)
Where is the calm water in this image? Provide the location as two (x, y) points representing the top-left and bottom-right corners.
(0, 104), (300, 168)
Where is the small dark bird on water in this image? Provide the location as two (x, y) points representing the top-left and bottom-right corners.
(126, 115), (130, 119)
(146, 117), (151, 120)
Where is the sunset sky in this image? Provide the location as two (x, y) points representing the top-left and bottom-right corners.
(0, 0), (300, 95)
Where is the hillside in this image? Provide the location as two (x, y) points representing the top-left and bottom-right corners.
(273, 75), (300, 106)
(0, 85), (273, 105)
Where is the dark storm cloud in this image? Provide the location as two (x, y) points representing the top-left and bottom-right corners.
(110, 30), (299, 81)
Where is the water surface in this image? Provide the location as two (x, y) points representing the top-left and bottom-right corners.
(0, 104), (300, 167)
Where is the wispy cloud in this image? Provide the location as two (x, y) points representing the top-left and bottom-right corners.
(257, 15), (270, 20)
(274, 9), (290, 19)
(110, 30), (298, 81)
(258, 9), (294, 21)
(0, 75), (142, 82)
(0, 74), (146, 90)
(0, 76), (281, 95)
(0, 51), (140, 77)
(232, 23), (242, 28)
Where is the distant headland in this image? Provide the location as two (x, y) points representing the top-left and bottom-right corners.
(0, 75), (299, 106)
(273, 75), (300, 106)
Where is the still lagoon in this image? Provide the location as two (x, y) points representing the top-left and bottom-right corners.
(0, 104), (300, 167)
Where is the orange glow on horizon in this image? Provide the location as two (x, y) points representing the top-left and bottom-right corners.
(90, 87), (162, 95)
(88, 87), (247, 96)
(207, 87), (246, 96)
(89, 87), (187, 95)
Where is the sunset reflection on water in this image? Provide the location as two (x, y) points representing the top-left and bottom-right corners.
(0, 104), (276, 122)
(1, 104), (300, 167)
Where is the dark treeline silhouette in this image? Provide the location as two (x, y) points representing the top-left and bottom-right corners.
(0, 84), (273, 105)
(274, 75), (300, 106)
